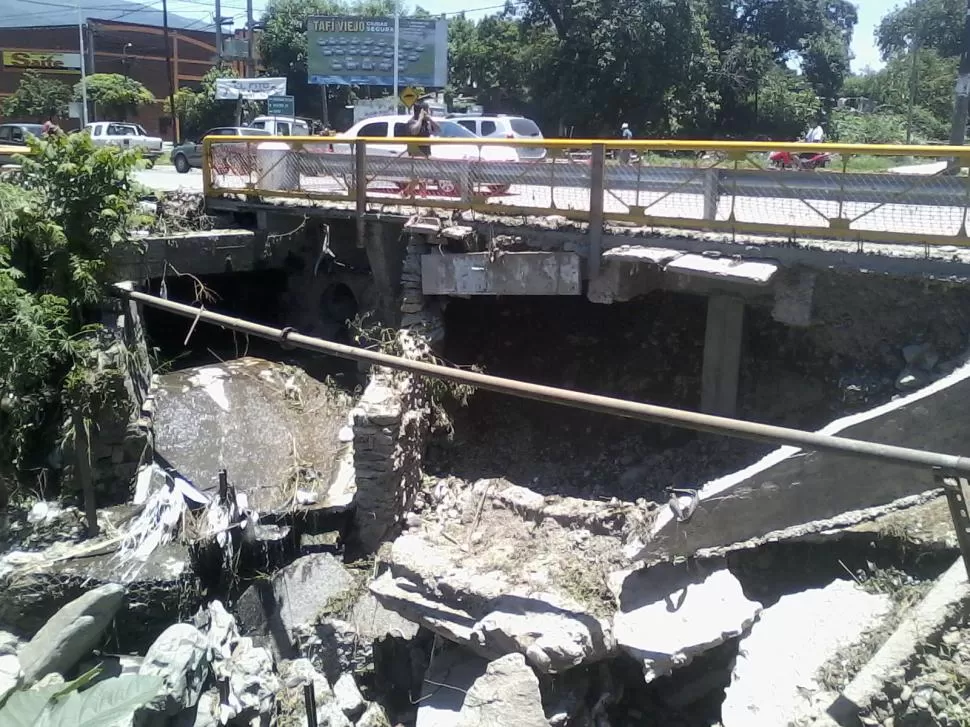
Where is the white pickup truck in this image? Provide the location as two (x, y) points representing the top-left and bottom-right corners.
(84, 122), (164, 165)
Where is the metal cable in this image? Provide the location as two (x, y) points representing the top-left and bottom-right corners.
(115, 285), (970, 476)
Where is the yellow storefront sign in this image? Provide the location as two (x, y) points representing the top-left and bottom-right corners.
(2, 51), (82, 73)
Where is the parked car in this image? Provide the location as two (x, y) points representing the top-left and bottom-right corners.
(171, 127), (272, 173)
(248, 116), (311, 136)
(0, 122), (45, 146)
(448, 114), (546, 160)
(84, 122), (163, 165)
(331, 114), (519, 197)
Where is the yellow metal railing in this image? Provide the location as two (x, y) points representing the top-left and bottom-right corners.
(202, 136), (970, 247)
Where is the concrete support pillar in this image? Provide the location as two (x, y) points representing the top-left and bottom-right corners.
(701, 295), (744, 417)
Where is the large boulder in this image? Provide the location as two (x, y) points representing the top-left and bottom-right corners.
(138, 623), (210, 716)
(18, 583), (125, 684)
(235, 553), (357, 661)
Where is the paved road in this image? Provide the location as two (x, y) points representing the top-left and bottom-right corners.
(138, 166), (203, 193)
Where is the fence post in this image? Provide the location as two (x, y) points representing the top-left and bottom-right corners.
(201, 138), (212, 197)
(355, 141), (367, 249)
(588, 143), (606, 279)
(703, 167), (720, 224)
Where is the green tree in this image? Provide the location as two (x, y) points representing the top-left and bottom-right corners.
(877, 0), (963, 60)
(164, 65), (257, 139)
(2, 70), (72, 120)
(74, 73), (154, 121)
(0, 131), (144, 479)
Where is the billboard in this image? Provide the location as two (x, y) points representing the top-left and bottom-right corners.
(2, 51), (81, 73)
(307, 16), (448, 88)
(214, 77), (288, 101)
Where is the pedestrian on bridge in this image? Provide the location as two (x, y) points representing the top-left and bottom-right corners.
(404, 102), (439, 198)
(620, 122), (633, 164)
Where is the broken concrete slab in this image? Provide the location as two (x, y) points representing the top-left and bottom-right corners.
(1, 541), (201, 654)
(721, 579), (891, 727)
(456, 653), (549, 727)
(632, 361), (970, 564)
(370, 529), (617, 673)
(151, 357), (354, 515)
(665, 253), (778, 286)
(421, 251), (582, 296)
(817, 557), (970, 725)
(611, 559), (761, 682)
(415, 649), (489, 727)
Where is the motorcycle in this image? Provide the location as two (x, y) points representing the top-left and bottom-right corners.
(769, 147), (832, 170)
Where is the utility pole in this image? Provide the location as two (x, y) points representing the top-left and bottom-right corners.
(76, 1), (88, 126)
(162, 0), (178, 143)
(907, 35), (920, 144)
(246, 0), (255, 78)
(215, 0), (223, 64)
(947, 0), (970, 161)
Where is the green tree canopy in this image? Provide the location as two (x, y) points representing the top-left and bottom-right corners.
(2, 70), (72, 120)
(877, 0), (963, 60)
(74, 74), (154, 121)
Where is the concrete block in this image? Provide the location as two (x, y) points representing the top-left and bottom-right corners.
(632, 361), (970, 564)
(421, 252), (581, 296)
(612, 560), (760, 682)
(665, 253), (778, 286)
(602, 245), (684, 266)
(722, 579), (891, 727)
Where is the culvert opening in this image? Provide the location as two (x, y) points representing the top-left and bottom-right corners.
(319, 282), (360, 344)
(141, 269), (356, 380)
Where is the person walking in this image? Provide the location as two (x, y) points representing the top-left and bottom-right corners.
(404, 101), (439, 198)
(620, 122), (633, 164)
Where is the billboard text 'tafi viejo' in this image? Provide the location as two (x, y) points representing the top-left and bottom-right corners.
(306, 16), (448, 89)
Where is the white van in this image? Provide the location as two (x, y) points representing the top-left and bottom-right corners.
(448, 114), (545, 159)
(248, 116), (310, 136)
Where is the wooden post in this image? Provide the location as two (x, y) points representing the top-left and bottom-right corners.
(355, 141), (367, 248)
(588, 143), (606, 279)
(73, 412), (100, 537)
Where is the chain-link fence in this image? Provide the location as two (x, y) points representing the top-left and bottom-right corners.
(205, 137), (970, 246)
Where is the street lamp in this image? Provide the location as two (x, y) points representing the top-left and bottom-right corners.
(122, 42), (132, 80)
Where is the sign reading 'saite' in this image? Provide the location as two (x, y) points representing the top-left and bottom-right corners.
(2, 51), (82, 71)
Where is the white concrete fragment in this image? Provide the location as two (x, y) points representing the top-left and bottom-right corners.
(0, 653), (22, 703)
(722, 579), (891, 727)
(817, 557), (970, 725)
(188, 367), (230, 411)
(665, 253), (778, 285)
(602, 245), (684, 265)
(612, 560), (760, 682)
(333, 673), (365, 720)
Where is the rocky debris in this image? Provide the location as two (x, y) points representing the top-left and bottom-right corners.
(17, 583), (125, 684)
(0, 653), (21, 702)
(0, 539), (201, 652)
(334, 672), (366, 720)
(279, 658), (344, 727)
(356, 702), (392, 727)
(0, 630), (21, 655)
(419, 652), (548, 727)
(370, 478), (653, 674)
(371, 529), (616, 674)
(612, 559), (761, 682)
(235, 553), (358, 661)
(221, 636), (280, 721)
(137, 623), (210, 717)
(721, 579), (892, 727)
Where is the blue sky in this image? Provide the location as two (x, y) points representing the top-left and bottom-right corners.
(164, 0), (889, 72)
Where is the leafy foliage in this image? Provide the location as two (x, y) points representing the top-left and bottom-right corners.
(0, 131), (144, 485)
(2, 70), (72, 120)
(877, 0), (964, 61)
(74, 73), (154, 121)
(0, 674), (163, 727)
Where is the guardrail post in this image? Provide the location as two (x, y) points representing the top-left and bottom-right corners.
(201, 138), (212, 197)
(355, 141), (367, 249)
(702, 167), (720, 223)
(588, 143), (606, 279)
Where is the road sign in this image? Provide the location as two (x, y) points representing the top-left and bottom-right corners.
(399, 86), (419, 109)
(267, 94), (295, 116)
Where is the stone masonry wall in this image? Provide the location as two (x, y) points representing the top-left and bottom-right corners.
(350, 235), (441, 554)
(61, 285), (154, 502)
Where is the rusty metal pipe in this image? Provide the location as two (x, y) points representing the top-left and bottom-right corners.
(115, 286), (970, 476)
